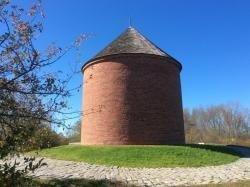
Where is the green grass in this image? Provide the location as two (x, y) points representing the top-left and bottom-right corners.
(30, 144), (241, 168)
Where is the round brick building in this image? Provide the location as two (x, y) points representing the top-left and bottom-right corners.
(81, 27), (185, 145)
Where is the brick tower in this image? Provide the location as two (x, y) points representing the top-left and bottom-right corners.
(81, 27), (185, 145)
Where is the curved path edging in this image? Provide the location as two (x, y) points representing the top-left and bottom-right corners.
(1, 146), (250, 186)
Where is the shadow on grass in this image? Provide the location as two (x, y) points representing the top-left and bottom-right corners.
(226, 145), (250, 158)
(33, 178), (132, 187)
(176, 144), (249, 158)
(32, 177), (250, 187)
(195, 180), (250, 187)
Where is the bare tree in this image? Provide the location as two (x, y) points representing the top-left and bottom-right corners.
(0, 0), (86, 185)
(184, 103), (250, 145)
(183, 108), (202, 143)
(67, 120), (81, 143)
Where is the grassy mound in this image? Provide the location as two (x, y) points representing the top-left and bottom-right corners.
(31, 144), (241, 168)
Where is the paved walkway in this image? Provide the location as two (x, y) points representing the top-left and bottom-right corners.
(2, 146), (250, 186)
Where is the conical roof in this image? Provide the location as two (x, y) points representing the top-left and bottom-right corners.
(83, 27), (182, 70)
(93, 27), (170, 59)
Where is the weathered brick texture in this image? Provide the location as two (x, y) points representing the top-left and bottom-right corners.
(81, 54), (185, 145)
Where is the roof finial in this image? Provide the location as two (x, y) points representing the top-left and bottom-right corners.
(129, 16), (132, 28)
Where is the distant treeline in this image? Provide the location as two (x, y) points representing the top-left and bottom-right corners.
(184, 103), (250, 146)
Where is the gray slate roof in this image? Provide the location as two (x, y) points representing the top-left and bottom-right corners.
(93, 27), (171, 59)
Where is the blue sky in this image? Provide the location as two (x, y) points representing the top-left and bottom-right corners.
(20, 0), (250, 125)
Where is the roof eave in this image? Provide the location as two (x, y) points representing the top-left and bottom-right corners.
(81, 53), (182, 73)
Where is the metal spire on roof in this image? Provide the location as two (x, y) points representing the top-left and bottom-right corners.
(129, 16), (132, 28)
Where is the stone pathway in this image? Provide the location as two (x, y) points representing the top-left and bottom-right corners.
(1, 146), (250, 186)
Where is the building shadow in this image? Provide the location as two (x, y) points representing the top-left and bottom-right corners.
(176, 144), (250, 158)
(226, 144), (250, 158)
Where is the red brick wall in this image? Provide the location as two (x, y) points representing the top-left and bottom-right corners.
(81, 54), (185, 145)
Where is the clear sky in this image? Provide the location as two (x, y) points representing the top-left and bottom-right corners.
(19, 0), (250, 125)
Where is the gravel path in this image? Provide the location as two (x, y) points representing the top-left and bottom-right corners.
(1, 146), (250, 186)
